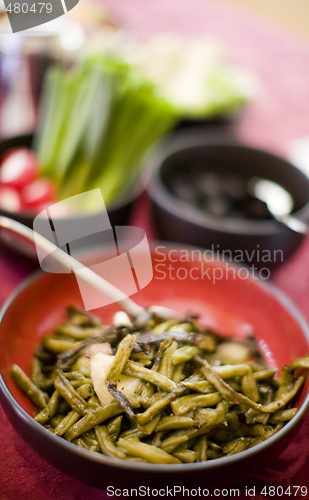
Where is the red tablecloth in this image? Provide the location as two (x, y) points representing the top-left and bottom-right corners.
(2, 1), (309, 498)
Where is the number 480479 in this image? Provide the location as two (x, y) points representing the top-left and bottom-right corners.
(5, 3), (52, 14)
(261, 486), (308, 496)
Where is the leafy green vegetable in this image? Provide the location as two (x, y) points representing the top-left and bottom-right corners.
(126, 35), (255, 119)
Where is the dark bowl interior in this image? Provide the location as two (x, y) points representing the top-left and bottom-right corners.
(162, 145), (309, 213)
(149, 135), (309, 270)
(1, 245), (309, 489)
(0, 134), (141, 257)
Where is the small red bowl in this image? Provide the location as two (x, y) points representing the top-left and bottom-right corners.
(0, 244), (309, 489)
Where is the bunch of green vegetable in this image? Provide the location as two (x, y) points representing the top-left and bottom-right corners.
(11, 307), (309, 464)
(34, 56), (176, 211)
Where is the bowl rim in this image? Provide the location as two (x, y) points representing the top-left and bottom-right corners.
(1, 244), (309, 474)
(147, 133), (309, 236)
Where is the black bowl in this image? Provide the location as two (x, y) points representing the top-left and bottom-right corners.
(147, 132), (309, 271)
(174, 110), (241, 136)
(0, 134), (142, 257)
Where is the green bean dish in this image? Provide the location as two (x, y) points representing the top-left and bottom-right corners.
(10, 307), (309, 464)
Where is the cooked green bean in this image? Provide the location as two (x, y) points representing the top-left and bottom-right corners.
(253, 368), (277, 380)
(88, 395), (101, 408)
(249, 423), (284, 447)
(54, 410), (80, 436)
(57, 399), (71, 413)
(140, 390), (167, 409)
(10, 306), (309, 466)
(65, 371), (85, 380)
(171, 322), (194, 333)
(125, 456), (149, 463)
(71, 378), (93, 389)
(107, 334), (136, 386)
(123, 361), (187, 395)
(35, 345), (55, 364)
(31, 357), (53, 391)
(72, 357), (91, 377)
(290, 354), (309, 370)
(44, 337), (76, 354)
(223, 437), (252, 455)
(152, 320), (178, 334)
(241, 370), (260, 402)
(136, 393), (176, 426)
(10, 364), (48, 409)
(151, 338), (173, 372)
(137, 414), (161, 435)
(119, 428), (146, 440)
(35, 390), (61, 424)
(171, 393), (222, 416)
(160, 429), (190, 453)
(248, 424), (272, 437)
(67, 306), (102, 327)
(53, 369), (89, 416)
(65, 401), (122, 441)
(182, 373), (215, 394)
(173, 447), (197, 463)
(107, 416), (123, 441)
(193, 400), (229, 428)
(268, 408), (298, 424)
(72, 436), (90, 449)
(156, 415), (195, 431)
(50, 414), (64, 428)
(95, 425), (126, 459)
(159, 341), (178, 378)
(197, 356), (305, 413)
(118, 437), (181, 464)
(213, 364), (260, 401)
(194, 435), (208, 462)
(76, 383), (94, 400)
(262, 375), (306, 412)
(207, 449), (221, 460)
(172, 363), (185, 383)
(83, 429), (99, 450)
(213, 364), (250, 378)
(172, 346), (200, 365)
(56, 324), (104, 339)
(245, 408), (268, 425)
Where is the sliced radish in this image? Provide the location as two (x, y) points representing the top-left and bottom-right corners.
(21, 178), (56, 208)
(0, 186), (22, 212)
(0, 148), (40, 190)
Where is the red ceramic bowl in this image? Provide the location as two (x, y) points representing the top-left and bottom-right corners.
(0, 244), (309, 490)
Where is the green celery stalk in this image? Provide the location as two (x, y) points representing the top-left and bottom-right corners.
(34, 67), (68, 176)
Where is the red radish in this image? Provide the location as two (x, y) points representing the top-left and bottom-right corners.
(0, 186), (22, 212)
(0, 148), (40, 190)
(21, 179), (56, 208)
